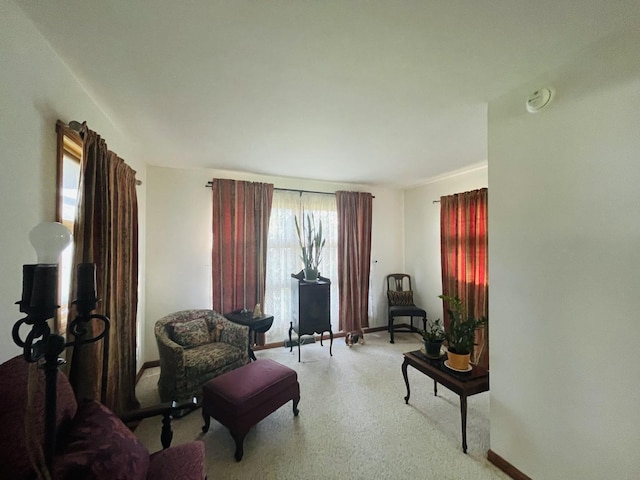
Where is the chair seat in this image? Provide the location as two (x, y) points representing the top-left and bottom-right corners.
(389, 304), (426, 317)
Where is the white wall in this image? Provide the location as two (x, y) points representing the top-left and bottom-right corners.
(488, 29), (640, 479)
(404, 165), (488, 320)
(0, 1), (146, 366)
(144, 165), (404, 362)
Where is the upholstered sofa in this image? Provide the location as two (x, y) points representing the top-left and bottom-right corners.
(0, 355), (205, 480)
(155, 309), (250, 402)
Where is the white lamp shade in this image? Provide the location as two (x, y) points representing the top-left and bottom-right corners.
(29, 222), (72, 264)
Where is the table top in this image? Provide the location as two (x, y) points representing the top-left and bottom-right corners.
(403, 350), (489, 392)
(224, 310), (274, 329)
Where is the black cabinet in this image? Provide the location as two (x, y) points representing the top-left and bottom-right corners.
(289, 271), (333, 362)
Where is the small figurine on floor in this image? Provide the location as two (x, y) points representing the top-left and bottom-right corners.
(345, 331), (365, 347)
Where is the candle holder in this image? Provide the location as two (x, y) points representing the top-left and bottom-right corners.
(11, 223), (110, 465)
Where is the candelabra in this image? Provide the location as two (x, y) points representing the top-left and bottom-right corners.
(12, 222), (110, 464)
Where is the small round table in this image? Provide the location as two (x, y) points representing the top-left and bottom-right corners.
(224, 310), (274, 361)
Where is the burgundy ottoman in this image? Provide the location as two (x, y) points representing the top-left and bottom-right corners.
(201, 358), (300, 461)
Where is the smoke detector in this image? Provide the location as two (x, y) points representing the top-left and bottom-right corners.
(526, 88), (553, 113)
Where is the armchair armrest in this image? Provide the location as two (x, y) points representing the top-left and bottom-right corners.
(218, 317), (250, 351)
(120, 397), (199, 449)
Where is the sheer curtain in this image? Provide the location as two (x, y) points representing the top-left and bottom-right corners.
(264, 191), (339, 343)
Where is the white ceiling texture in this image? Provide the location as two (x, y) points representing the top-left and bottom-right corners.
(15, 0), (640, 187)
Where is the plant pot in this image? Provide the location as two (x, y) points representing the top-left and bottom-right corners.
(424, 339), (443, 357)
(304, 268), (319, 282)
(446, 350), (471, 370)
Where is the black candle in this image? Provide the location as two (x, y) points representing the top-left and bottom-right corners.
(76, 263), (96, 303)
(29, 265), (58, 312)
(19, 264), (37, 312)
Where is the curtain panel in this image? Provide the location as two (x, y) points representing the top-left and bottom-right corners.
(68, 123), (140, 415)
(336, 191), (373, 335)
(211, 179), (274, 340)
(440, 188), (488, 369)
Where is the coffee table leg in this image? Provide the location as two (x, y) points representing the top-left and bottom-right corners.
(402, 359), (411, 403)
(460, 394), (468, 453)
(433, 380), (438, 397)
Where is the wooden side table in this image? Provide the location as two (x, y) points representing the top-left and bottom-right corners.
(402, 350), (489, 453)
(224, 310), (274, 361)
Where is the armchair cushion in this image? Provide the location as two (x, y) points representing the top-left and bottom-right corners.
(53, 400), (150, 480)
(170, 318), (210, 348)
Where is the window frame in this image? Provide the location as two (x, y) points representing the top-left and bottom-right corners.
(55, 120), (82, 334)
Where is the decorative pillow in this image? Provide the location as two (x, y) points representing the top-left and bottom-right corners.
(388, 290), (414, 306)
(53, 400), (149, 480)
(171, 318), (210, 347)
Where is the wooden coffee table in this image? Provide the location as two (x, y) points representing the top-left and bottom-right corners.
(402, 350), (489, 453)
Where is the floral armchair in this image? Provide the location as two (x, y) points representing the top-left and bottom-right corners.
(155, 309), (250, 402)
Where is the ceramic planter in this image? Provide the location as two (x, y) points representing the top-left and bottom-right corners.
(446, 350), (471, 370)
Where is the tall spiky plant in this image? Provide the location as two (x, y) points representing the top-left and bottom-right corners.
(294, 213), (326, 280)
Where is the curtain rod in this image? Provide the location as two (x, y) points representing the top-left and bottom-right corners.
(205, 182), (338, 197)
(67, 120), (142, 186)
(205, 182), (375, 198)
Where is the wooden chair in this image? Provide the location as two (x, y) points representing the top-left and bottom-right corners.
(386, 273), (427, 343)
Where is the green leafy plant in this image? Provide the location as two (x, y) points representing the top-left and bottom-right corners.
(294, 213), (325, 279)
(420, 317), (445, 342)
(439, 294), (487, 355)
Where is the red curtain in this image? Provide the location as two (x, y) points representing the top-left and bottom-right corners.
(440, 188), (488, 369)
(211, 179), (273, 335)
(336, 191), (373, 335)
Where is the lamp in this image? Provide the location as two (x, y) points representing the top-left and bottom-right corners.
(13, 222), (110, 465)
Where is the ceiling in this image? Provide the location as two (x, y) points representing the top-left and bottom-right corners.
(15, 0), (640, 187)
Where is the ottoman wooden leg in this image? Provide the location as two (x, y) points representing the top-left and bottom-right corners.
(231, 430), (246, 461)
(293, 396), (300, 416)
(201, 410), (211, 433)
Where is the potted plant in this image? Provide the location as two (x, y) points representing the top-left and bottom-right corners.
(294, 213), (326, 282)
(439, 294), (487, 370)
(420, 318), (445, 358)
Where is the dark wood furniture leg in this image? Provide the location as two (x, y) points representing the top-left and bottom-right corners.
(389, 315), (395, 343)
(402, 358), (410, 403)
(461, 395), (468, 453)
(329, 330), (333, 356)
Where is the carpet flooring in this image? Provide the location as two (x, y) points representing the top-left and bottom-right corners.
(135, 331), (509, 480)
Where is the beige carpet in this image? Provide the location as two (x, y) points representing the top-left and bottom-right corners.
(135, 332), (509, 480)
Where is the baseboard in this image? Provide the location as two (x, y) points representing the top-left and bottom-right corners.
(138, 327), (390, 381)
(487, 450), (532, 480)
(136, 360), (159, 384)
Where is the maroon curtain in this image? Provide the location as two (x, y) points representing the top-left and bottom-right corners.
(440, 188), (488, 369)
(336, 191), (373, 335)
(68, 123), (139, 415)
(211, 179), (273, 344)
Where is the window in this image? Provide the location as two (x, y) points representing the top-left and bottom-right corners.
(264, 191), (339, 343)
(55, 121), (82, 334)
